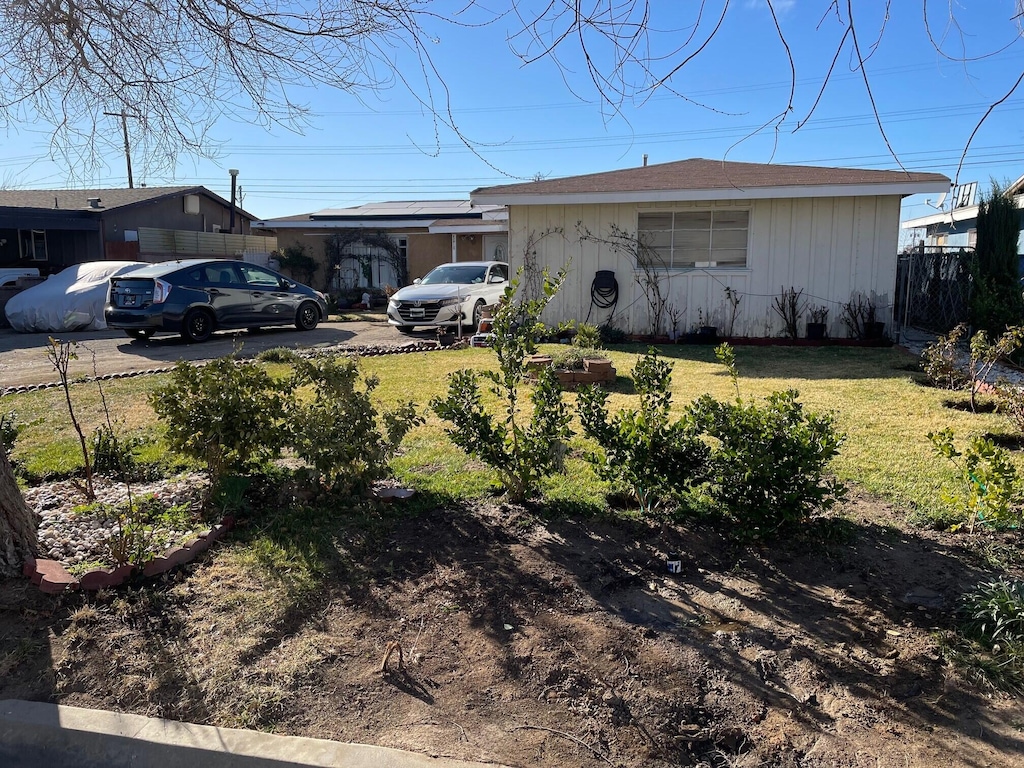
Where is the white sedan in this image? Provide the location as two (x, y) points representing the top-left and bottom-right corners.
(387, 261), (509, 332)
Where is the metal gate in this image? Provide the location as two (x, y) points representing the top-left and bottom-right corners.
(894, 245), (973, 336)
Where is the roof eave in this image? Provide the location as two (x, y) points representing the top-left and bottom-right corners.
(471, 181), (949, 206)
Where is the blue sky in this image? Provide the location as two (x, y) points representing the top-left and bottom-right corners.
(2, 1), (1023, 224)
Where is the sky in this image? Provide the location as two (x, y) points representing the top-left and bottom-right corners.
(2, 1), (1023, 228)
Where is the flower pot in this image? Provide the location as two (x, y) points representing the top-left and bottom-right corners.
(865, 321), (887, 340)
(437, 332), (455, 347)
(805, 322), (827, 341)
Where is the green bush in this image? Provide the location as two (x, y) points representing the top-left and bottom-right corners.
(288, 354), (421, 494)
(149, 357), (291, 488)
(1, 410), (18, 457)
(928, 427), (1023, 531)
(91, 425), (142, 479)
(690, 353), (845, 535)
(578, 350), (708, 514)
(572, 322), (602, 349)
(432, 266), (572, 502)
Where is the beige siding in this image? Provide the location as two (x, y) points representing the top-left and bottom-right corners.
(507, 195), (902, 337)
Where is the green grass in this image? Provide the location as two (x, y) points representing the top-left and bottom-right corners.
(2, 343), (1014, 526)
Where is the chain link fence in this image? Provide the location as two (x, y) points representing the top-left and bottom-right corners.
(894, 246), (973, 337)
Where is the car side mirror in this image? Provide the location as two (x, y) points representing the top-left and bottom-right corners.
(413, 277), (422, 284)
(489, 275), (506, 283)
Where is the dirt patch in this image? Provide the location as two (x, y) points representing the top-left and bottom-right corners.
(1, 492), (1022, 767)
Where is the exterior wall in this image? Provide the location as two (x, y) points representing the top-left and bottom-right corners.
(407, 232), (452, 279)
(102, 195), (252, 242)
(508, 195), (903, 338)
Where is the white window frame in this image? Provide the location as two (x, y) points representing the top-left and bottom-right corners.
(637, 209), (750, 269)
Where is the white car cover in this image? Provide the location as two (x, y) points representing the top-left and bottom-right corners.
(4, 261), (147, 332)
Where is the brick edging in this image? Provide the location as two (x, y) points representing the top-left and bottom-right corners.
(22, 516), (235, 594)
(0, 341), (445, 397)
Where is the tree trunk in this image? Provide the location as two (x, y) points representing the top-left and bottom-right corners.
(0, 448), (37, 578)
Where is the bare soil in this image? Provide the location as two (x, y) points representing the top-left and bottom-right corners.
(1, 491), (1022, 767)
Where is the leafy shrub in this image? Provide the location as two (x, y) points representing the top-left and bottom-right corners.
(149, 357), (291, 489)
(573, 322), (602, 349)
(288, 354), (421, 494)
(432, 266), (572, 502)
(920, 324), (969, 390)
(691, 390), (846, 534)
(598, 323), (627, 345)
(928, 427), (1022, 531)
(578, 350), (708, 514)
(690, 345), (845, 534)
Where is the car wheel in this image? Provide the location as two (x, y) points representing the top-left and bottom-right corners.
(295, 301), (320, 331)
(181, 308), (214, 343)
(125, 329), (153, 341)
(469, 300), (485, 331)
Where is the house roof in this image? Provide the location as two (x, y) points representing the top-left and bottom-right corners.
(0, 186), (256, 219)
(471, 158), (950, 205)
(902, 193), (1024, 230)
(255, 199), (506, 231)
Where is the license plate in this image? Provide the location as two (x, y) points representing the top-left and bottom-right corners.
(123, 295), (137, 306)
(409, 307), (424, 318)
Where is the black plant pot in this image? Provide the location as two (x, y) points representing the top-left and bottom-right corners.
(437, 332), (456, 347)
(805, 322), (827, 341)
(698, 325), (718, 341)
(865, 321), (887, 340)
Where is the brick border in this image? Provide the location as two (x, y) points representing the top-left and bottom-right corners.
(22, 516), (235, 594)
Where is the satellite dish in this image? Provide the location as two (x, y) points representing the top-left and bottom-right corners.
(925, 192), (947, 211)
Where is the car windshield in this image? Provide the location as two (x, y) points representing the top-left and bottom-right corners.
(420, 265), (488, 285)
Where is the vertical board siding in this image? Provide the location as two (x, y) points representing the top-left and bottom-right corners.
(507, 195), (901, 337)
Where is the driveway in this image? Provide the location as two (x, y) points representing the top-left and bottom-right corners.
(0, 321), (427, 389)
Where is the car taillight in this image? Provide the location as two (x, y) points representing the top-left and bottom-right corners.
(152, 278), (171, 304)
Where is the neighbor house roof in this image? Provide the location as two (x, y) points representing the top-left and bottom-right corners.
(471, 158), (950, 206)
(255, 199), (506, 231)
(0, 186), (256, 218)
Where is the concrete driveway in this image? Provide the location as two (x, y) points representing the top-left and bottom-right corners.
(0, 321), (427, 389)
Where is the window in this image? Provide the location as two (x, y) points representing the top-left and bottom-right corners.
(637, 210), (749, 268)
(239, 264), (281, 288)
(19, 230), (47, 262)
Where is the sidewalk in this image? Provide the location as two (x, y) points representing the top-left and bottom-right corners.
(0, 700), (509, 768)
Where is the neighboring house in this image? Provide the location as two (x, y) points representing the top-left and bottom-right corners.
(901, 175), (1024, 252)
(254, 200), (508, 293)
(470, 158), (948, 337)
(0, 186), (271, 275)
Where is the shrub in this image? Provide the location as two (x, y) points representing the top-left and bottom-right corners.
(690, 344), (846, 534)
(578, 350), (708, 514)
(598, 323), (627, 345)
(288, 354), (421, 494)
(258, 347), (301, 364)
(573, 322), (602, 349)
(995, 383), (1024, 434)
(971, 182), (1024, 334)
(691, 390), (846, 534)
(920, 324), (970, 390)
(928, 427), (1023, 531)
(432, 266), (572, 502)
(149, 357), (291, 489)
(551, 346), (605, 371)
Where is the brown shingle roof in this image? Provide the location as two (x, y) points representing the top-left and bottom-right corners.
(472, 158), (949, 198)
(0, 186), (257, 218)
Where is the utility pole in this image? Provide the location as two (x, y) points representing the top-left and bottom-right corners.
(103, 111), (134, 188)
(229, 169), (239, 233)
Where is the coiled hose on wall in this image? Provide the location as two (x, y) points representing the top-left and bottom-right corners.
(586, 269), (618, 324)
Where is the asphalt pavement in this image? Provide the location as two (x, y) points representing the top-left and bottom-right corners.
(0, 320), (433, 389)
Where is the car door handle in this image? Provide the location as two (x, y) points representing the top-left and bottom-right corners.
(251, 291), (263, 298)
(207, 288), (224, 296)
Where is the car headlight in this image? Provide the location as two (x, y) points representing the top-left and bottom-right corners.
(438, 297), (462, 307)
(388, 298), (399, 309)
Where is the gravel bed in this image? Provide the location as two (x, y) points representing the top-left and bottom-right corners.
(22, 473), (210, 571)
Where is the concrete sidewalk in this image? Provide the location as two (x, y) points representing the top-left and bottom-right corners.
(0, 700), (509, 768)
